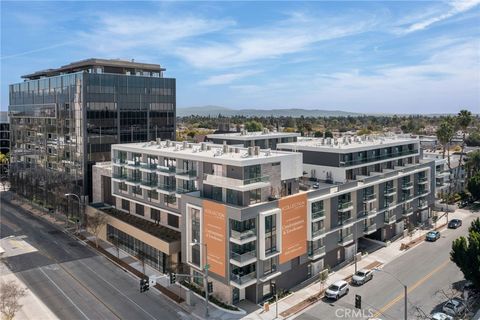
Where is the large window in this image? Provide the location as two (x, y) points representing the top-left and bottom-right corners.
(136, 204), (144, 216)
(168, 214), (179, 229)
(190, 207), (201, 267)
(264, 215), (277, 255)
(249, 189), (261, 204)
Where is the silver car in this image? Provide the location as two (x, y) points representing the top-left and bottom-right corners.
(352, 269), (373, 285)
(442, 298), (466, 316)
(325, 280), (349, 300)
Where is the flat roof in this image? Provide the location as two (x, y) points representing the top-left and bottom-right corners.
(207, 131), (300, 141)
(22, 58), (165, 79)
(112, 141), (300, 166)
(278, 135), (419, 153)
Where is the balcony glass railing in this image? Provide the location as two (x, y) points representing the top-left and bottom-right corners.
(230, 229), (256, 240)
(312, 209), (325, 220)
(176, 169), (197, 177)
(113, 158), (127, 165)
(419, 200), (428, 208)
(157, 183), (176, 192)
(230, 250), (257, 263)
(402, 207), (413, 215)
(312, 227), (326, 238)
(401, 193), (413, 202)
(338, 216), (353, 226)
(363, 193), (376, 202)
(113, 173), (127, 179)
(418, 176), (428, 183)
(140, 163), (157, 170)
(126, 161), (141, 167)
(338, 233), (354, 244)
(417, 189), (429, 196)
(203, 174), (269, 188)
(402, 181), (413, 189)
(141, 180), (157, 187)
(338, 201), (353, 210)
(384, 187), (396, 195)
(230, 271), (256, 285)
(308, 246), (326, 258)
(340, 149), (417, 166)
(384, 213), (396, 223)
(126, 176), (141, 183)
(364, 224), (377, 233)
(157, 166), (176, 173)
(176, 186), (198, 194)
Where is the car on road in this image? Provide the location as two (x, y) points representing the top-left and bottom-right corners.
(352, 269), (373, 285)
(442, 298), (466, 316)
(426, 230), (440, 242)
(325, 280), (349, 300)
(448, 219), (462, 229)
(313, 182), (320, 189)
(431, 312), (453, 320)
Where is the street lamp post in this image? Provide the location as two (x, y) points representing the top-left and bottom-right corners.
(374, 268), (407, 320)
(190, 240), (209, 318)
(64, 193), (83, 232)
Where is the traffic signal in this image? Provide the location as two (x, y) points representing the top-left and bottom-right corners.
(170, 273), (176, 284)
(207, 282), (213, 294)
(355, 294), (361, 309)
(140, 278), (149, 292)
(270, 282), (277, 295)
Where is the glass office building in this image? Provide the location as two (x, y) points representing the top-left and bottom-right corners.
(9, 58), (176, 205)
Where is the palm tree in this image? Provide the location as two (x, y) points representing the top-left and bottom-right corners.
(436, 117), (455, 167)
(456, 109), (472, 176)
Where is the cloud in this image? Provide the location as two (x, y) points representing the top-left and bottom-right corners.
(399, 0), (480, 34)
(199, 70), (260, 85)
(176, 12), (378, 69)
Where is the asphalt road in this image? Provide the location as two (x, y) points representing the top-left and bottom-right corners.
(296, 212), (476, 320)
(0, 192), (188, 320)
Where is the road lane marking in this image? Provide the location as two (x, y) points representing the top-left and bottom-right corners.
(77, 261), (160, 320)
(39, 268), (91, 320)
(372, 260), (450, 318)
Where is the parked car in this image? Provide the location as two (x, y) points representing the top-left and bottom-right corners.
(431, 312), (453, 320)
(463, 280), (479, 294)
(325, 280), (349, 300)
(426, 230), (440, 241)
(442, 298), (466, 316)
(313, 182), (320, 189)
(352, 269), (373, 285)
(448, 219), (462, 229)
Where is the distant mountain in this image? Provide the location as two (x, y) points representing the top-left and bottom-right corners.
(177, 106), (361, 117)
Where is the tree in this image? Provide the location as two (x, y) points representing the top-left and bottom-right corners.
(314, 131), (323, 138)
(318, 268), (329, 293)
(0, 280), (27, 320)
(436, 117), (455, 164)
(466, 150), (480, 180)
(244, 120), (263, 132)
(324, 130), (333, 138)
(88, 211), (109, 248)
(467, 173), (480, 200)
(456, 110), (473, 187)
(451, 218), (480, 289)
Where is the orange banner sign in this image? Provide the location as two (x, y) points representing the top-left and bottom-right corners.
(279, 193), (308, 264)
(203, 200), (227, 278)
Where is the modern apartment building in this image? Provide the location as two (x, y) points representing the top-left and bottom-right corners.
(98, 135), (435, 306)
(206, 129), (299, 149)
(8, 58), (176, 202)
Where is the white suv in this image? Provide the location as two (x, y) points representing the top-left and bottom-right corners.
(325, 280), (349, 300)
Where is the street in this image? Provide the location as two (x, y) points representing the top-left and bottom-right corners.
(0, 192), (188, 320)
(296, 211), (476, 320)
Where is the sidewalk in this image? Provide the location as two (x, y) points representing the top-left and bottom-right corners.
(243, 208), (472, 320)
(0, 259), (59, 320)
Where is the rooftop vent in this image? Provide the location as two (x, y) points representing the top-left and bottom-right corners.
(248, 147), (254, 156)
(254, 146), (260, 156)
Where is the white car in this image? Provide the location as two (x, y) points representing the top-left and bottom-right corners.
(352, 269), (373, 285)
(325, 280), (349, 300)
(442, 298), (466, 316)
(431, 312), (453, 320)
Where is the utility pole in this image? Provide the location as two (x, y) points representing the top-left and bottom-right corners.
(404, 285), (408, 320)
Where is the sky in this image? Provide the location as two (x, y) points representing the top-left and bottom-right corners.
(1, 1), (479, 114)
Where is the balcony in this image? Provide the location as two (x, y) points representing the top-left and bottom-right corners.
(384, 187), (396, 197)
(364, 224), (377, 235)
(308, 246), (326, 260)
(436, 171), (450, 179)
(112, 173), (127, 181)
(126, 161), (141, 169)
(418, 176), (429, 184)
(157, 183), (176, 194)
(402, 207), (414, 216)
(338, 216), (353, 227)
(230, 229), (257, 244)
(312, 227), (326, 238)
(176, 186), (198, 194)
(140, 180), (157, 190)
(417, 189), (429, 196)
(338, 233), (354, 246)
(401, 181), (413, 190)
(418, 200), (429, 210)
(175, 169), (197, 180)
(203, 174), (270, 192)
(230, 250), (257, 266)
(112, 158), (127, 166)
(338, 201), (353, 212)
(401, 193), (413, 202)
(125, 176), (141, 186)
(312, 209), (325, 221)
(230, 271), (257, 288)
(140, 163), (157, 172)
(339, 149), (418, 167)
(157, 165), (176, 175)
(384, 213), (397, 224)
(363, 193), (377, 203)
